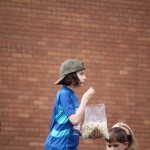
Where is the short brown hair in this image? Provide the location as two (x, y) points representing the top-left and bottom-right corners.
(106, 127), (128, 144)
(59, 72), (80, 86)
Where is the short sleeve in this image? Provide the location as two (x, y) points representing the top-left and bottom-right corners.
(59, 91), (76, 117)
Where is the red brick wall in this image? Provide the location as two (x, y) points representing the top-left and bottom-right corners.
(0, 0), (150, 150)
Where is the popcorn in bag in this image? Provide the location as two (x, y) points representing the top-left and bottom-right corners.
(82, 103), (109, 139)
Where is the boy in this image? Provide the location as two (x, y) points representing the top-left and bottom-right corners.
(105, 127), (129, 150)
(44, 59), (97, 150)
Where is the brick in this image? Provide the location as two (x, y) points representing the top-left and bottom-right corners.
(29, 142), (43, 146)
(81, 23), (90, 27)
(8, 67), (17, 71)
(90, 23), (100, 28)
(37, 41), (46, 46)
(119, 70), (129, 75)
(27, 13), (36, 18)
(3, 71), (13, 75)
(21, 0), (31, 3)
(18, 95), (28, 100)
(128, 27), (137, 32)
(19, 113), (29, 118)
(39, 105), (49, 110)
(3, 127), (14, 131)
(34, 100), (43, 105)
(21, 8), (31, 13)
(12, 53), (22, 58)
(28, 77), (38, 82)
(138, 63), (147, 67)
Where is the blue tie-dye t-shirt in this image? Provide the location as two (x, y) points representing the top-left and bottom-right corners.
(44, 86), (80, 150)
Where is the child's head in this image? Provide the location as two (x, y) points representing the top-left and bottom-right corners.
(54, 59), (85, 86)
(106, 127), (129, 150)
(112, 122), (139, 150)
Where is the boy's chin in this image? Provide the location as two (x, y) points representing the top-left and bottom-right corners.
(75, 83), (84, 87)
(78, 83), (84, 87)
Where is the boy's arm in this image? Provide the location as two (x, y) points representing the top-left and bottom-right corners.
(68, 87), (95, 125)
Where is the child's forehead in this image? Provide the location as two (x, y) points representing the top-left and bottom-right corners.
(106, 142), (123, 146)
(107, 141), (120, 144)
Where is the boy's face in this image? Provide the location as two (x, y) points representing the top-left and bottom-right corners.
(77, 70), (86, 87)
(106, 142), (128, 150)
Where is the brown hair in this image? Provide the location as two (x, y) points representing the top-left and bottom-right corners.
(106, 127), (128, 144)
(59, 72), (80, 86)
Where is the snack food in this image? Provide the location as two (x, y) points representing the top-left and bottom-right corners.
(82, 121), (109, 139)
(82, 104), (109, 139)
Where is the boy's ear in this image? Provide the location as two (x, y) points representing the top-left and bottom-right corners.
(124, 142), (129, 149)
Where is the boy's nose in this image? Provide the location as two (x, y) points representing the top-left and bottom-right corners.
(109, 147), (115, 150)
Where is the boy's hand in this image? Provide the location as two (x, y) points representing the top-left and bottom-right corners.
(91, 129), (103, 139)
(82, 87), (95, 101)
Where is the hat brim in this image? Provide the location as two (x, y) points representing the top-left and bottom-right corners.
(54, 76), (65, 85)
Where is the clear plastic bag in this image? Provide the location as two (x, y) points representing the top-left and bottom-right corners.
(82, 103), (109, 139)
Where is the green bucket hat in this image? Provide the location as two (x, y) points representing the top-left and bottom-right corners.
(54, 59), (85, 85)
